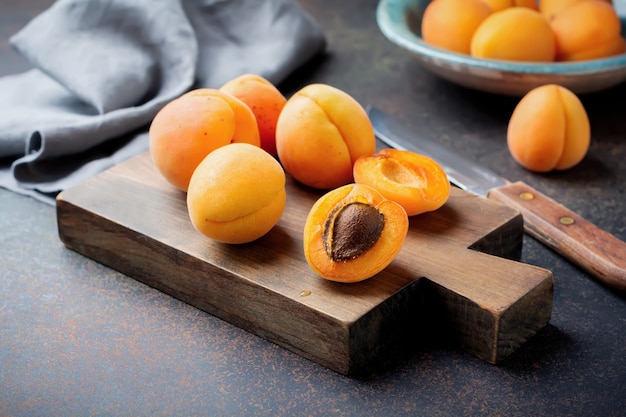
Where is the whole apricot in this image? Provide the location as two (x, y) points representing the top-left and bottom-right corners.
(275, 83), (376, 190)
(549, 0), (625, 61)
(481, 0), (537, 12)
(471, 8), (556, 62)
(187, 143), (286, 244)
(421, 0), (492, 55)
(507, 84), (590, 172)
(353, 149), (450, 216)
(220, 73), (287, 156)
(539, 0), (612, 21)
(303, 183), (408, 283)
(149, 88), (260, 191)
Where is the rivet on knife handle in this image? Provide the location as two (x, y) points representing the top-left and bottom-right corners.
(488, 181), (626, 292)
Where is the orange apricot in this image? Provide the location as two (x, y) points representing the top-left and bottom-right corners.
(549, 0), (625, 61)
(149, 88), (260, 191)
(507, 84), (590, 172)
(219, 73), (287, 156)
(303, 183), (408, 283)
(481, 0), (537, 12)
(187, 143), (286, 244)
(539, 0), (612, 21)
(275, 83), (376, 190)
(353, 149), (450, 216)
(471, 8), (556, 62)
(421, 0), (492, 55)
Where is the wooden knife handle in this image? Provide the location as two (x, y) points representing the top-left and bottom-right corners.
(487, 181), (626, 292)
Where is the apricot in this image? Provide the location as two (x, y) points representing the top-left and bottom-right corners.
(149, 88), (260, 191)
(303, 183), (408, 283)
(481, 0), (537, 12)
(549, 0), (625, 61)
(275, 83), (376, 190)
(471, 8), (556, 62)
(187, 143), (286, 244)
(353, 149), (450, 216)
(507, 84), (590, 172)
(539, 0), (612, 21)
(219, 73), (287, 156)
(421, 0), (492, 55)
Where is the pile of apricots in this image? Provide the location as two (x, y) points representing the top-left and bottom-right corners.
(422, 0), (625, 62)
(148, 74), (451, 283)
(148, 72), (592, 283)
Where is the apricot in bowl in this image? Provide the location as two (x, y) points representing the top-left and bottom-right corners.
(507, 84), (590, 172)
(187, 143), (286, 244)
(353, 149), (450, 216)
(149, 88), (260, 191)
(276, 83), (376, 190)
(303, 183), (409, 283)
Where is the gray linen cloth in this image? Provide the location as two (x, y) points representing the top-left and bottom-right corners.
(0, 0), (326, 204)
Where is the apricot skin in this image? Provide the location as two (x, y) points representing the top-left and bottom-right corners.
(421, 0), (492, 55)
(149, 88), (260, 191)
(471, 8), (556, 62)
(220, 73), (287, 157)
(539, 0), (612, 21)
(187, 143), (286, 244)
(481, 0), (537, 12)
(549, 0), (625, 62)
(353, 149), (450, 216)
(507, 84), (590, 172)
(275, 84), (376, 190)
(303, 183), (408, 283)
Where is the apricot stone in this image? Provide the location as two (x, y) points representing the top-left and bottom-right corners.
(220, 73), (287, 156)
(187, 143), (286, 244)
(303, 183), (408, 283)
(421, 0), (492, 55)
(275, 83), (376, 190)
(149, 88), (260, 191)
(353, 149), (450, 216)
(471, 8), (556, 62)
(507, 84), (590, 172)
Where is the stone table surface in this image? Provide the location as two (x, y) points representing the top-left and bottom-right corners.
(1, 1), (625, 416)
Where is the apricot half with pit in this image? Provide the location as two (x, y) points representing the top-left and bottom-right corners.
(353, 149), (450, 216)
(303, 183), (409, 283)
(187, 143), (286, 244)
(507, 84), (590, 172)
(275, 83), (376, 190)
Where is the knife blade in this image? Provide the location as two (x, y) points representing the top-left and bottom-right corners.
(367, 105), (626, 292)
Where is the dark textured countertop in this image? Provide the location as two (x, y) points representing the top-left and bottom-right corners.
(2, 1), (625, 416)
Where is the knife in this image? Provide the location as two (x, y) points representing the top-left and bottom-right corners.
(367, 106), (626, 292)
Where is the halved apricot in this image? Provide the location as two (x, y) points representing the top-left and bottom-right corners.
(353, 149), (450, 216)
(303, 183), (409, 283)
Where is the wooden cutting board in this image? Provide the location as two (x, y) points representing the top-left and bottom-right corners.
(56, 151), (553, 376)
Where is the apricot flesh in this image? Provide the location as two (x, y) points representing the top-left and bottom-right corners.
(353, 149), (450, 216)
(471, 8), (556, 62)
(507, 84), (590, 172)
(187, 143), (286, 244)
(421, 0), (492, 55)
(149, 88), (260, 191)
(275, 83), (376, 190)
(220, 73), (287, 156)
(303, 183), (408, 283)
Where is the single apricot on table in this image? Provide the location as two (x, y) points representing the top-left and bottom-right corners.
(275, 83), (376, 190)
(187, 143), (286, 244)
(549, 0), (625, 61)
(220, 73), (287, 156)
(421, 0), (492, 55)
(471, 8), (556, 62)
(149, 88), (260, 191)
(507, 84), (590, 172)
(353, 149), (450, 216)
(303, 183), (409, 283)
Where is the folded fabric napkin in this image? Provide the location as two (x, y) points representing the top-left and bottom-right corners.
(0, 0), (326, 204)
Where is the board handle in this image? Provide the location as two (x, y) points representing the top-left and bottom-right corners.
(487, 181), (626, 292)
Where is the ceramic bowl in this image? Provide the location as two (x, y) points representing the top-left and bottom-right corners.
(376, 0), (626, 96)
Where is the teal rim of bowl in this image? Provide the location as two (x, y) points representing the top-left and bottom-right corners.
(376, 0), (626, 76)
